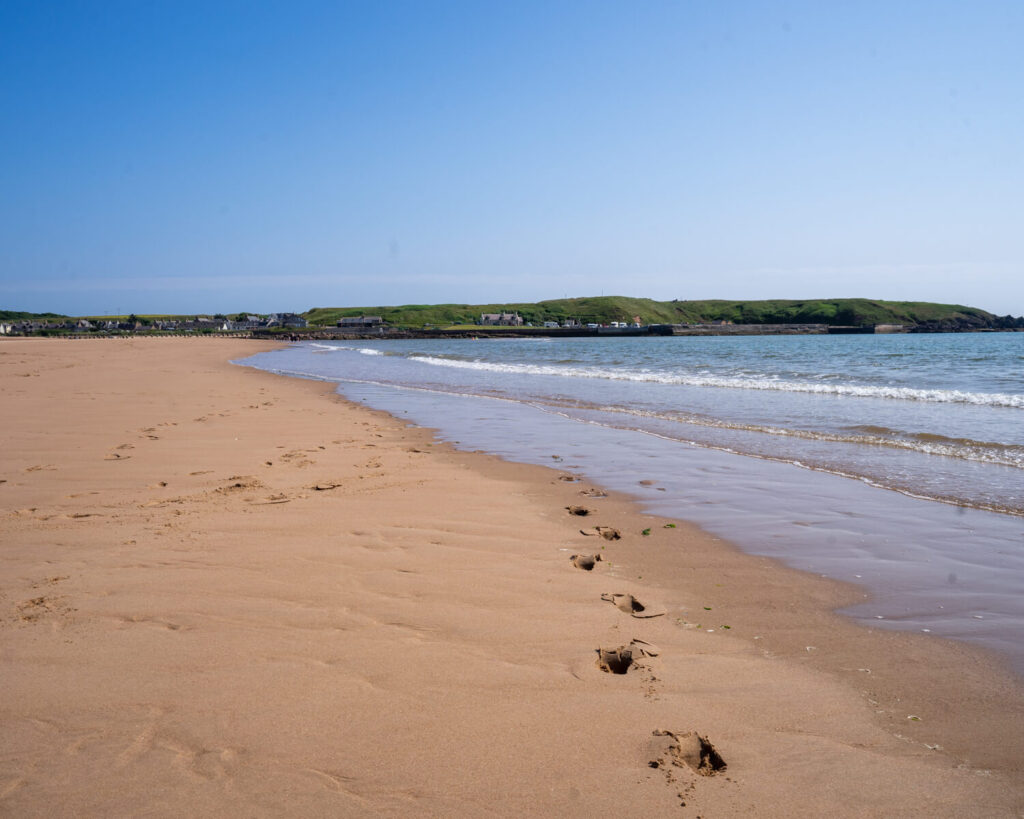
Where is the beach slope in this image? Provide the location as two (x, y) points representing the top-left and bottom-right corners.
(1, 338), (1022, 816)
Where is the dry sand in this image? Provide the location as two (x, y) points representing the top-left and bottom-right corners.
(2, 336), (1023, 817)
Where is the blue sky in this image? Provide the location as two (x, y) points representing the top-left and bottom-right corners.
(2, 1), (1022, 316)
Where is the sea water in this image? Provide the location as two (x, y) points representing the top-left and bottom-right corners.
(238, 333), (1024, 672)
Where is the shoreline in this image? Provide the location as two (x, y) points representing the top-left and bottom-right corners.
(253, 338), (1024, 672)
(261, 355), (1024, 744)
(2, 337), (1022, 815)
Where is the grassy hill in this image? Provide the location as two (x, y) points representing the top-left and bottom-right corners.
(304, 297), (1001, 329)
(305, 297), (675, 328)
(4, 299), (1012, 332)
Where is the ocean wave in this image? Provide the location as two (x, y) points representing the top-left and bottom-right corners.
(581, 405), (1024, 469)
(310, 343), (384, 356)
(549, 408), (1024, 517)
(237, 355), (1024, 516)
(408, 355), (1024, 408)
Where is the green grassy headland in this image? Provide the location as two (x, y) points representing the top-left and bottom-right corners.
(4, 298), (1018, 332)
(304, 297), (1002, 329)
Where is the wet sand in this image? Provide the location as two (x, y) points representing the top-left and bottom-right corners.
(2, 337), (1023, 817)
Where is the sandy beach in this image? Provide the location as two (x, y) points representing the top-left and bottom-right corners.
(2, 337), (1023, 817)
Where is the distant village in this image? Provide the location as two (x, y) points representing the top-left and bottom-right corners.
(2, 310), (678, 341)
(479, 312), (645, 329)
(4, 306), (1017, 338)
(1, 310), (620, 336)
(0, 312), (309, 336)
(0, 309), (914, 338)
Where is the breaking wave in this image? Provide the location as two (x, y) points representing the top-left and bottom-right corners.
(311, 343), (384, 356)
(579, 405), (1024, 469)
(408, 355), (1024, 408)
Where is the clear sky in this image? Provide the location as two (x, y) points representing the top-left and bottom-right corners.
(2, 1), (1022, 316)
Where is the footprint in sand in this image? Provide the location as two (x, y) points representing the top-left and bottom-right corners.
(216, 477), (263, 493)
(649, 730), (726, 776)
(250, 494), (291, 505)
(281, 450), (315, 467)
(15, 594), (72, 624)
(595, 639), (660, 674)
(579, 526), (621, 541)
(630, 638), (660, 657)
(595, 646), (634, 674)
(16, 597), (53, 622)
(103, 452), (131, 461)
(570, 554), (602, 571)
(600, 592), (666, 618)
(116, 614), (184, 631)
(566, 506), (593, 517)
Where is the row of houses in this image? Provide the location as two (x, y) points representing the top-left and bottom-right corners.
(480, 313), (632, 329)
(336, 315), (385, 328)
(1, 318), (116, 334)
(1, 320), (49, 334)
(480, 312), (524, 326)
(0, 312), (308, 335)
(218, 313), (308, 331)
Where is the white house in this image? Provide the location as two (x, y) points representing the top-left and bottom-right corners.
(480, 312), (523, 326)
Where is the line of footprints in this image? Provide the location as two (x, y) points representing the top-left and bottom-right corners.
(565, 499), (727, 804)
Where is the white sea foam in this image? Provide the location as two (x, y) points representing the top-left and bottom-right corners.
(311, 343), (383, 355)
(583, 405), (1024, 469)
(409, 355), (1024, 408)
